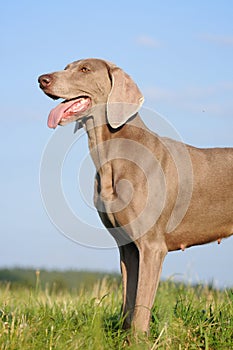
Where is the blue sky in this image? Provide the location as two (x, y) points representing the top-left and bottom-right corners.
(1, 1), (233, 287)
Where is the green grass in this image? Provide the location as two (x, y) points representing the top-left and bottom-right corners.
(0, 272), (232, 349)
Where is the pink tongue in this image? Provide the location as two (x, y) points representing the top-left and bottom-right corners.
(47, 100), (77, 129)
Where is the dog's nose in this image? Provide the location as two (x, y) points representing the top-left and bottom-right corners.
(38, 74), (52, 88)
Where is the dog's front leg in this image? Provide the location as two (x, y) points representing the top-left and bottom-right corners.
(132, 240), (167, 334)
(119, 242), (139, 329)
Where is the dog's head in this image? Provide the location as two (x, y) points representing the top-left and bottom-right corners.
(38, 58), (144, 129)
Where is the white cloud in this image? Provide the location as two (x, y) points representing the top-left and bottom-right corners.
(136, 35), (161, 48)
(144, 82), (233, 117)
(145, 84), (224, 101)
(201, 33), (233, 46)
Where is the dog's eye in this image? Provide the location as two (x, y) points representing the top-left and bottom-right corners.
(80, 66), (90, 73)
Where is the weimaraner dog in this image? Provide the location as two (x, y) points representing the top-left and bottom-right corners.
(38, 58), (233, 334)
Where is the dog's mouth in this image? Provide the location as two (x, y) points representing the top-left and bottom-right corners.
(47, 96), (92, 129)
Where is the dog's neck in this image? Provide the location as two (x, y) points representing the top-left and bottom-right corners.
(83, 109), (146, 169)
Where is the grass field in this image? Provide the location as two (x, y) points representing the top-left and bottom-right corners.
(0, 270), (232, 349)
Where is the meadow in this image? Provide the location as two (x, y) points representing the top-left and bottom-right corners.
(0, 269), (232, 349)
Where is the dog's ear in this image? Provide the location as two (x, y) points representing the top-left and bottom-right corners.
(107, 66), (144, 128)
